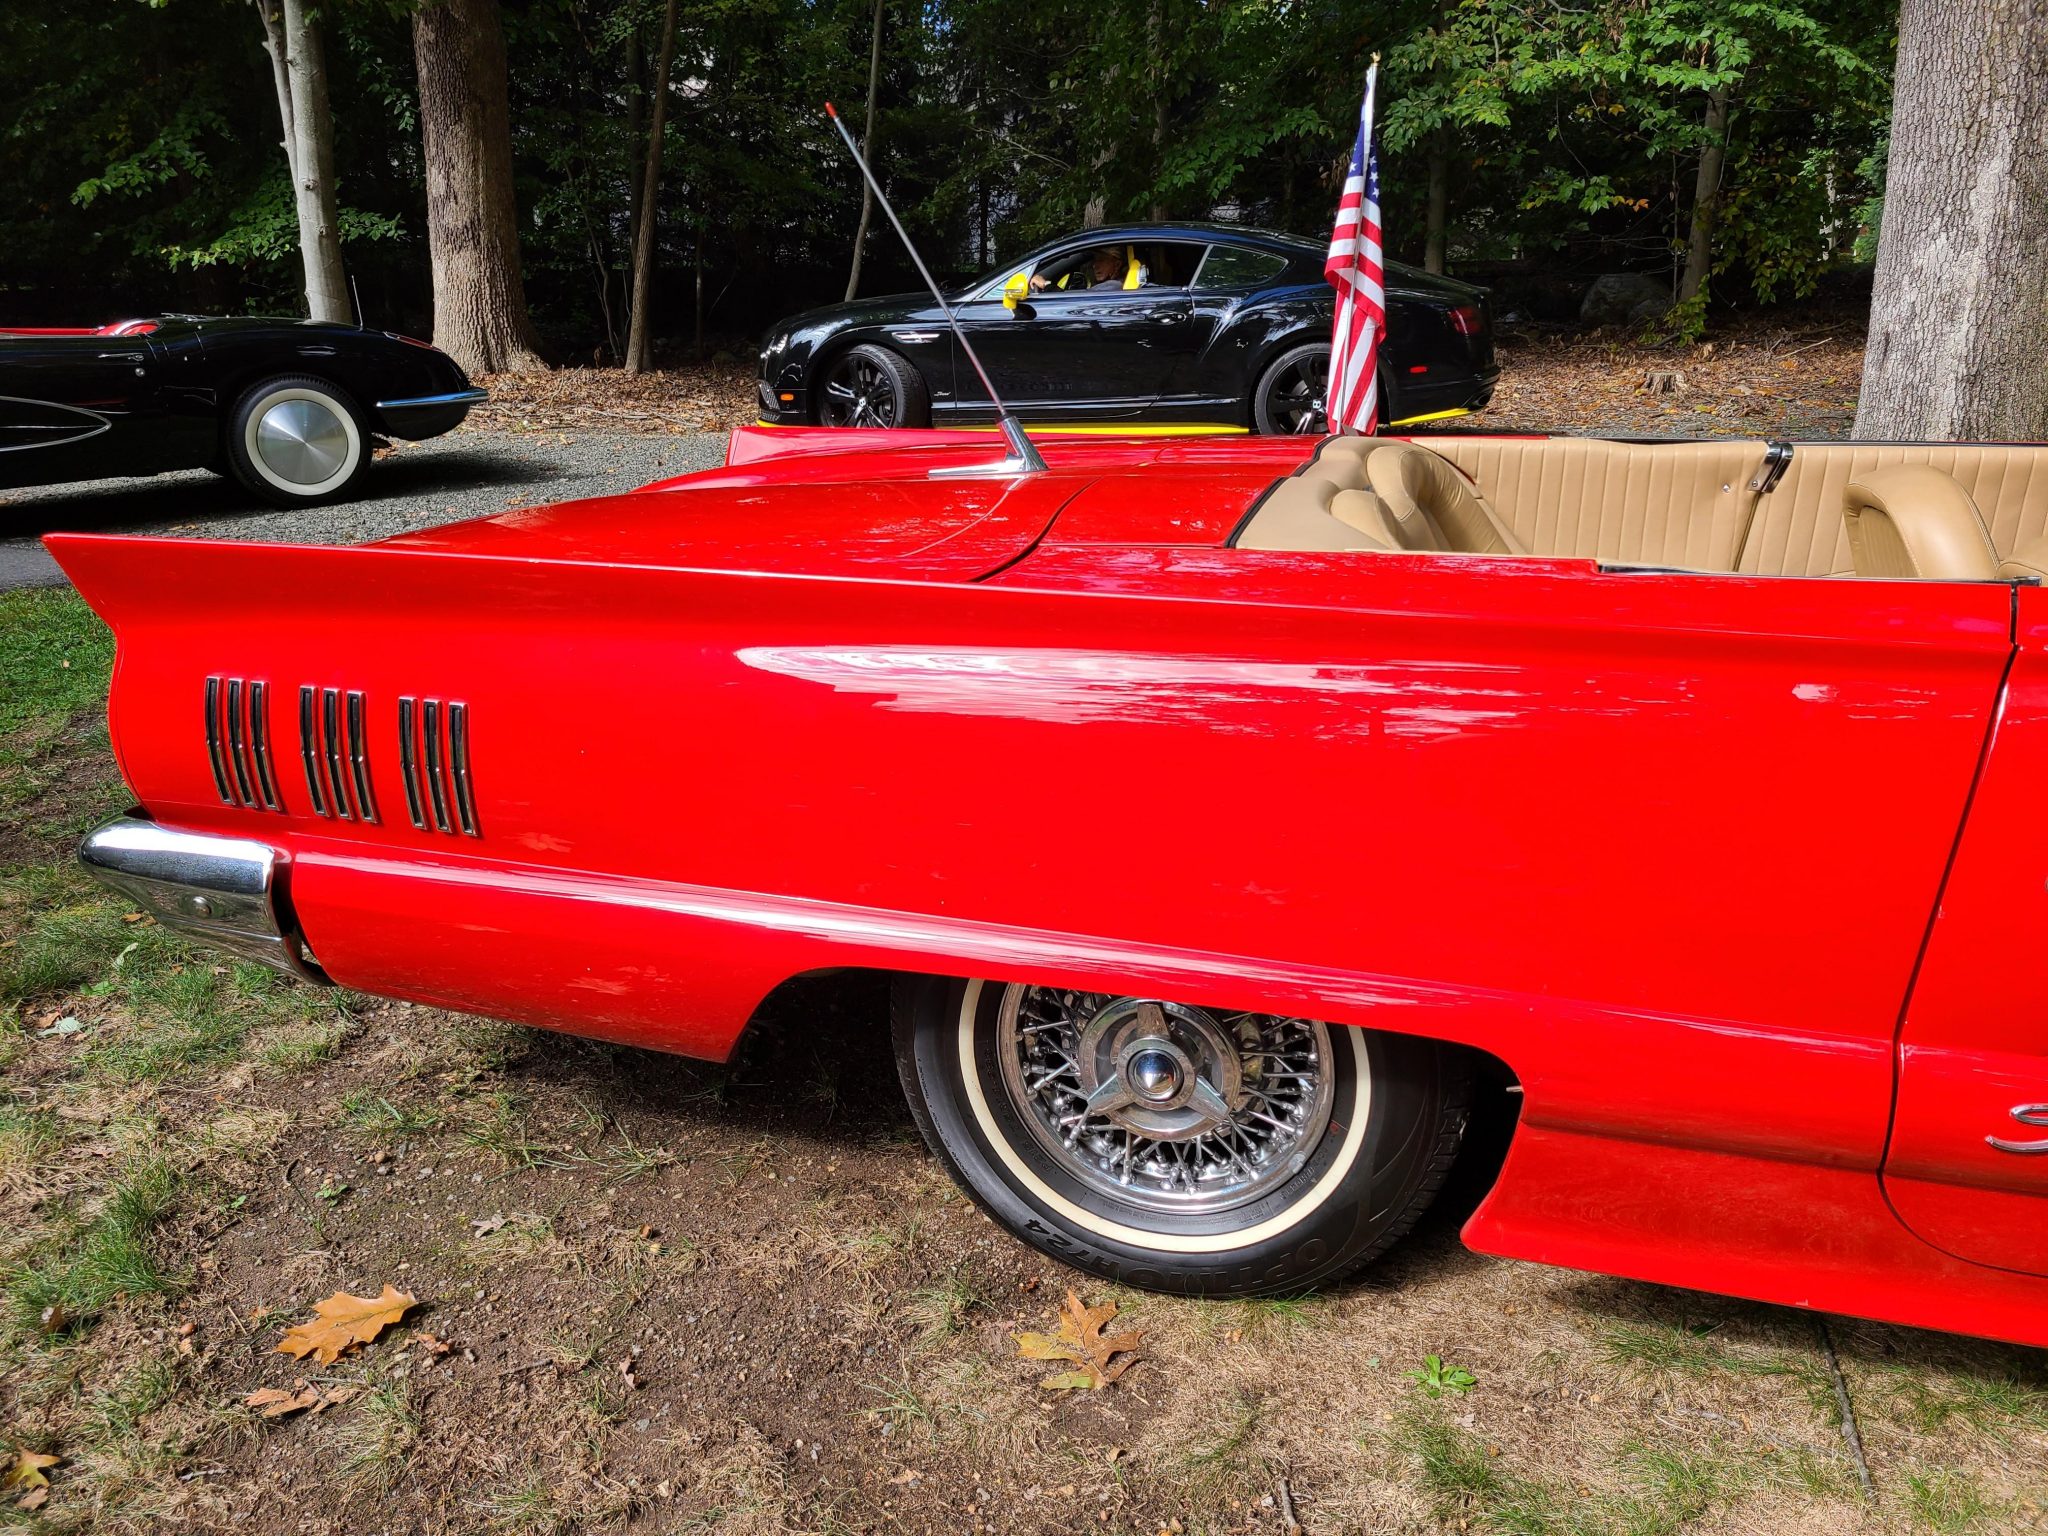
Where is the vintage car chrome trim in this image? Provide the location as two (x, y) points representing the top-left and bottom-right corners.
(1988, 1104), (2048, 1155)
(373, 387), (488, 411)
(79, 817), (327, 983)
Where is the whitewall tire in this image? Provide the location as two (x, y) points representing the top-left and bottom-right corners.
(226, 374), (368, 505)
(892, 974), (1470, 1296)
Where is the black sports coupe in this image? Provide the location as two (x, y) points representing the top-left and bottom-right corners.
(755, 221), (1497, 434)
(0, 315), (484, 506)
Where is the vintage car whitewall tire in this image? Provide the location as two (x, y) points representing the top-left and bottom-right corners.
(226, 374), (368, 505)
(893, 974), (1470, 1296)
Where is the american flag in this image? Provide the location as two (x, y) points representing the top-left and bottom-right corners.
(1325, 63), (1385, 435)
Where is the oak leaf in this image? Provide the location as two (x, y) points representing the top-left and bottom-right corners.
(274, 1286), (416, 1365)
(1013, 1289), (1142, 1390)
(5, 1450), (59, 1507)
(246, 1381), (359, 1418)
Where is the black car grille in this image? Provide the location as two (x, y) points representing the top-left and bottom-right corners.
(205, 675), (284, 812)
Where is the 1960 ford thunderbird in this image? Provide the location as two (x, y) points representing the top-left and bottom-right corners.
(44, 425), (2048, 1346)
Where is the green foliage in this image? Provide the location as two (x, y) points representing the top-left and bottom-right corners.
(2, 0), (1902, 337)
(1410, 1353), (1478, 1395)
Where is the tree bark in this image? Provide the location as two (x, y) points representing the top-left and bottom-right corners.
(1676, 83), (1730, 305)
(1857, 0), (2048, 440)
(624, 0), (679, 373)
(624, 21), (645, 283)
(412, 0), (547, 374)
(255, 0), (351, 324)
(844, 0), (885, 301)
(1423, 130), (1449, 275)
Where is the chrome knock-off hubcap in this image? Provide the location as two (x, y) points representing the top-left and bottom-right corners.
(997, 987), (1336, 1215)
(255, 398), (349, 485)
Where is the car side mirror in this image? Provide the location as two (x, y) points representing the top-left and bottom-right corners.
(1003, 272), (1031, 311)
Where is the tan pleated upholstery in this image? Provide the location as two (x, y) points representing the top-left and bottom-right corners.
(1738, 444), (2048, 576)
(1233, 437), (2048, 580)
(1841, 465), (2000, 581)
(1420, 437), (1770, 571)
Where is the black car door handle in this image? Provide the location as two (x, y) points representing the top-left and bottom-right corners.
(97, 351), (146, 363)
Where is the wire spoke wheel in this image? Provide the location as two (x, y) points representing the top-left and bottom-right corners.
(995, 985), (1336, 1216)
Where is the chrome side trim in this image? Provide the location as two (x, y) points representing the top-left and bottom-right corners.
(299, 684), (328, 817)
(448, 701), (479, 836)
(346, 689), (378, 823)
(204, 676), (233, 803)
(248, 680), (282, 810)
(225, 678), (254, 806)
(79, 817), (326, 982)
(1989, 1104), (2048, 1155)
(374, 387), (488, 411)
(321, 687), (354, 821)
(398, 696), (426, 829)
(422, 698), (451, 832)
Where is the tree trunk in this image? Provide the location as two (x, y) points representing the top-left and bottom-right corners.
(1423, 130), (1449, 275)
(412, 0), (547, 374)
(1857, 0), (2048, 440)
(1677, 83), (1731, 305)
(844, 0), (885, 302)
(255, 0), (351, 324)
(624, 0), (679, 374)
(1146, 0), (1168, 220)
(624, 22), (645, 282)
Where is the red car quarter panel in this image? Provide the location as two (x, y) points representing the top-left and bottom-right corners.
(1885, 582), (2048, 1277)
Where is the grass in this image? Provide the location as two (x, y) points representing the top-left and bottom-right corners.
(0, 590), (112, 736)
(0, 1099), (64, 1195)
(6, 1159), (185, 1338)
(1904, 1468), (1999, 1534)
(342, 1092), (446, 1135)
(339, 1377), (419, 1491)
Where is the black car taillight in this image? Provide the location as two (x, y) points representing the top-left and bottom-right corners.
(1448, 304), (1487, 338)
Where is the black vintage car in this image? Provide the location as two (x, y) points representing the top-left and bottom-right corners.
(0, 315), (484, 506)
(755, 222), (1498, 434)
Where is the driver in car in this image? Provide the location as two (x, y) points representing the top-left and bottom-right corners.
(1031, 247), (1132, 292)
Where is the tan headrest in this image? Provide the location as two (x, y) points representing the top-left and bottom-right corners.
(1330, 489), (1405, 548)
(1366, 443), (1526, 556)
(1843, 466), (1998, 582)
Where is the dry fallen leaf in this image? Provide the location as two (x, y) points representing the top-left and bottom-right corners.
(274, 1286), (416, 1365)
(1013, 1289), (1143, 1390)
(245, 1381), (359, 1419)
(4, 1450), (60, 1505)
(412, 1332), (452, 1357)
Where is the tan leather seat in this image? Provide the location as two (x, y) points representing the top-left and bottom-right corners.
(1841, 465), (1999, 581)
(2000, 536), (2048, 583)
(1365, 443), (1527, 555)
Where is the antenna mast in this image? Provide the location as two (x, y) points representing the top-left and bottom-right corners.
(824, 102), (1047, 476)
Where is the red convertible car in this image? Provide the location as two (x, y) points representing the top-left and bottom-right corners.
(45, 426), (2048, 1347)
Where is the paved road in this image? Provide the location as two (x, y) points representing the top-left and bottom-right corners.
(0, 429), (728, 592)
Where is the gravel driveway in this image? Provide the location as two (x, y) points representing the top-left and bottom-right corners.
(0, 428), (729, 592)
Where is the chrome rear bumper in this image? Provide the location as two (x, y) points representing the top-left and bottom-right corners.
(79, 817), (326, 982)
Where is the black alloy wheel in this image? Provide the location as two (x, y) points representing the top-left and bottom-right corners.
(817, 343), (929, 428)
(1253, 343), (1333, 435)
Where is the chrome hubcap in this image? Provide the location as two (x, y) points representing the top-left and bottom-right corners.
(255, 398), (349, 484)
(996, 987), (1335, 1215)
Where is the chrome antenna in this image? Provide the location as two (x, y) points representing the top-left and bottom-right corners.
(824, 102), (1047, 476)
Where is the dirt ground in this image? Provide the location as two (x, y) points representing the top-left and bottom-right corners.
(4, 332), (2045, 1536)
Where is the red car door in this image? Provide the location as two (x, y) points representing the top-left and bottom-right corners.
(1885, 583), (2048, 1276)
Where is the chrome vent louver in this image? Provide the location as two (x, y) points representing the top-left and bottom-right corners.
(205, 676), (284, 812)
(399, 696), (478, 837)
(299, 685), (379, 824)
